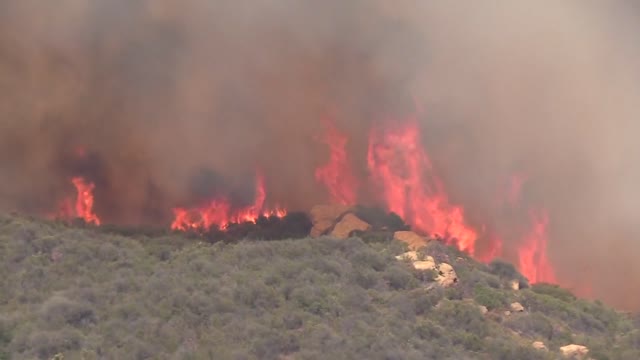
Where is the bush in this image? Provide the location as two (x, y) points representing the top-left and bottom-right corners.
(504, 313), (554, 339)
(474, 285), (507, 310)
(531, 283), (576, 303)
(352, 206), (409, 232)
(488, 260), (529, 288)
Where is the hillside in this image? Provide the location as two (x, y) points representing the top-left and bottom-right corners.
(0, 214), (639, 360)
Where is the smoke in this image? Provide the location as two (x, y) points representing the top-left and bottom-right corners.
(1, 1), (640, 309)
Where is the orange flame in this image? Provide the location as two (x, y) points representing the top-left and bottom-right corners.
(171, 172), (286, 232)
(57, 177), (101, 225)
(518, 211), (556, 284)
(315, 117), (358, 205)
(367, 117), (477, 255)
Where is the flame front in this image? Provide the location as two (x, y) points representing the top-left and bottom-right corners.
(366, 117), (478, 255)
(315, 117), (358, 205)
(518, 211), (556, 284)
(171, 173), (286, 232)
(55, 177), (101, 225)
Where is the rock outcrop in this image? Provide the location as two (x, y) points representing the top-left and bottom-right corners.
(510, 280), (520, 290)
(413, 256), (437, 271)
(560, 344), (589, 358)
(510, 302), (525, 312)
(393, 231), (429, 250)
(436, 263), (458, 287)
(395, 251), (420, 261)
(309, 204), (353, 237)
(330, 213), (371, 239)
(532, 341), (547, 351)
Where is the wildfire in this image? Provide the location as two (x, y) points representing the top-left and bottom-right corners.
(315, 117), (358, 205)
(170, 173), (287, 232)
(366, 117), (478, 255)
(55, 176), (101, 225)
(48, 116), (560, 289)
(518, 211), (556, 284)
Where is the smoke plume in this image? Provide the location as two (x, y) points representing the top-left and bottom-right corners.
(1, 1), (639, 310)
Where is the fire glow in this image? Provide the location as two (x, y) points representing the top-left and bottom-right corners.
(56, 177), (101, 226)
(367, 117), (478, 255)
(50, 114), (557, 286)
(315, 117), (359, 205)
(170, 173), (287, 232)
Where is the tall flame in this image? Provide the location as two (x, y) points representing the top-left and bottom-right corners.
(518, 211), (556, 283)
(366, 117), (477, 254)
(315, 117), (358, 205)
(58, 177), (101, 225)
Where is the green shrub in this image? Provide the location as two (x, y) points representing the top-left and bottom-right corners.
(474, 285), (507, 310)
(531, 283), (576, 302)
(488, 259), (529, 288)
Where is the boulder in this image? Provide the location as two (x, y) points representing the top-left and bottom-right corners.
(413, 256), (436, 271)
(436, 263), (458, 287)
(330, 213), (371, 239)
(395, 251), (420, 261)
(310, 220), (335, 237)
(532, 341), (547, 351)
(478, 305), (489, 315)
(510, 302), (525, 312)
(510, 280), (520, 290)
(393, 231), (429, 250)
(310, 204), (352, 236)
(560, 344), (589, 358)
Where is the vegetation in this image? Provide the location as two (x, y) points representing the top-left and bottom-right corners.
(0, 214), (638, 359)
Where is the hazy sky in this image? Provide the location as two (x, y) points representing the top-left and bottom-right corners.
(1, 1), (639, 310)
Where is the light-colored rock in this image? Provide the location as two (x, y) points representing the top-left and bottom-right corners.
(510, 302), (525, 312)
(310, 220), (336, 237)
(309, 204), (352, 236)
(532, 341), (547, 351)
(560, 344), (589, 358)
(395, 251), (419, 261)
(504, 311), (512, 316)
(393, 231), (429, 250)
(330, 213), (371, 239)
(412, 256), (436, 271)
(478, 305), (488, 315)
(510, 280), (520, 290)
(436, 262), (458, 287)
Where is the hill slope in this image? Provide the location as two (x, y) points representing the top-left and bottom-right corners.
(0, 215), (638, 359)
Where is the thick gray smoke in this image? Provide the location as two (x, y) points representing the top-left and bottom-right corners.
(1, 1), (639, 310)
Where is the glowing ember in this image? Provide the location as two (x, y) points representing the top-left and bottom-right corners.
(518, 211), (556, 283)
(367, 117), (477, 255)
(315, 117), (358, 205)
(171, 172), (286, 232)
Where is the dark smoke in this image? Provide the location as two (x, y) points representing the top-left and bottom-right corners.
(1, 1), (640, 310)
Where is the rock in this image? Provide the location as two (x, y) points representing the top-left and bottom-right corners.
(310, 220), (335, 237)
(395, 251), (419, 261)
(560, 344), (589, 358)
(532, 341), (547, 351)
(393, 231), (429, 250)
(436, 263), (458, 287)
(510, 302), (525, 312)
(510, 280), (520, 290)
(309, 204), (352, 236)
(504, 311), (512, 316)
(478, 305), (488, 315)
(412, 256), (436, 271)
(330, 213), (371, 239)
